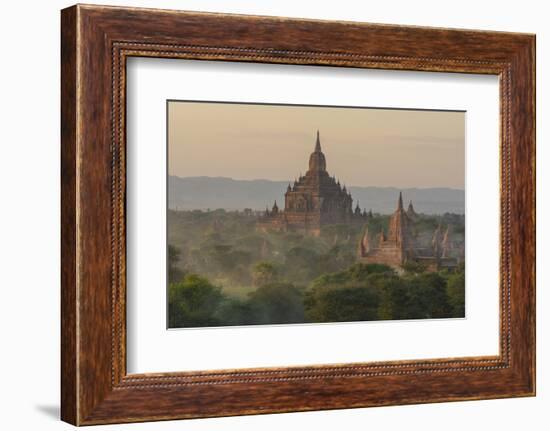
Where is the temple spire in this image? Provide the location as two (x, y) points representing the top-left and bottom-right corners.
(397, 191), (403, 210)
(308, 130), (326, 172)
(407, 199), (417, 220)
(315, 130), (321, 152)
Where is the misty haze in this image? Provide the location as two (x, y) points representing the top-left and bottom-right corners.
(167, 101), (466, 329)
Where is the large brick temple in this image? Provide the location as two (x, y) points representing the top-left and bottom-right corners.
(256, 131), (367, 236)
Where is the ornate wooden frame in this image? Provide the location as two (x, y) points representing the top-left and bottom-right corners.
(61, 4), (535, 426)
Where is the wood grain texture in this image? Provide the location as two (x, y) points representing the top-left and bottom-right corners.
(60, 5), (78, 425)
(60, 4), (535, 425)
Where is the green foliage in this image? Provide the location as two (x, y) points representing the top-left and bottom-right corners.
(247, 283), (304, 324)
(402, 261), (428, 274)
(405, 272), (452, 318)
(284, 246), (320, 282)
(252, 261), (278, 287)
(375, 275), (409, 320)
(167, 244), (185, 283)
(168, 244), (180, 267)
(210, 244), (252, 272)
(306, 264), (394, 322)
(446, 269), (466, 316)
(349, 263), (394, 277)
(310, 263), (393, 289)
(168, 275), (304, 327)
(214, 297), (256, 326)
(168, 274), (225, 328)
(305, 285), (379, 322)
(318, 245), (355, 274)
(167, 209), (465, 328)
(306, 266), (457, 322)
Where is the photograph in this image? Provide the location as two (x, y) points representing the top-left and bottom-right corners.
(0, 0), (539, 428)
(167, 101), (466, 328)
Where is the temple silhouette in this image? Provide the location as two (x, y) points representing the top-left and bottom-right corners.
(256, 131), (367, 236)
(357, 192), (459, 271)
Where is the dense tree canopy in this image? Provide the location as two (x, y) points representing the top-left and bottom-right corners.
(167, 210), (465, 328)
(168, 274), (225, 327)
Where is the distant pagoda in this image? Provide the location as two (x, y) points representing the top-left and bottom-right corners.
(357, 192), (458, 272)
(257, 131), (367, 236)
(407, 199), (418, 220)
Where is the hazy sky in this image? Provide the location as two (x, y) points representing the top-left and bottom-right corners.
(168, 101), (465, 189)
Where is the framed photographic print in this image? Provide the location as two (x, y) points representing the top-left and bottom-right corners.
(61, 4), (535, 425)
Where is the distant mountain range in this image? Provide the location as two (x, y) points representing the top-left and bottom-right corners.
(168, 176), (465, 215)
